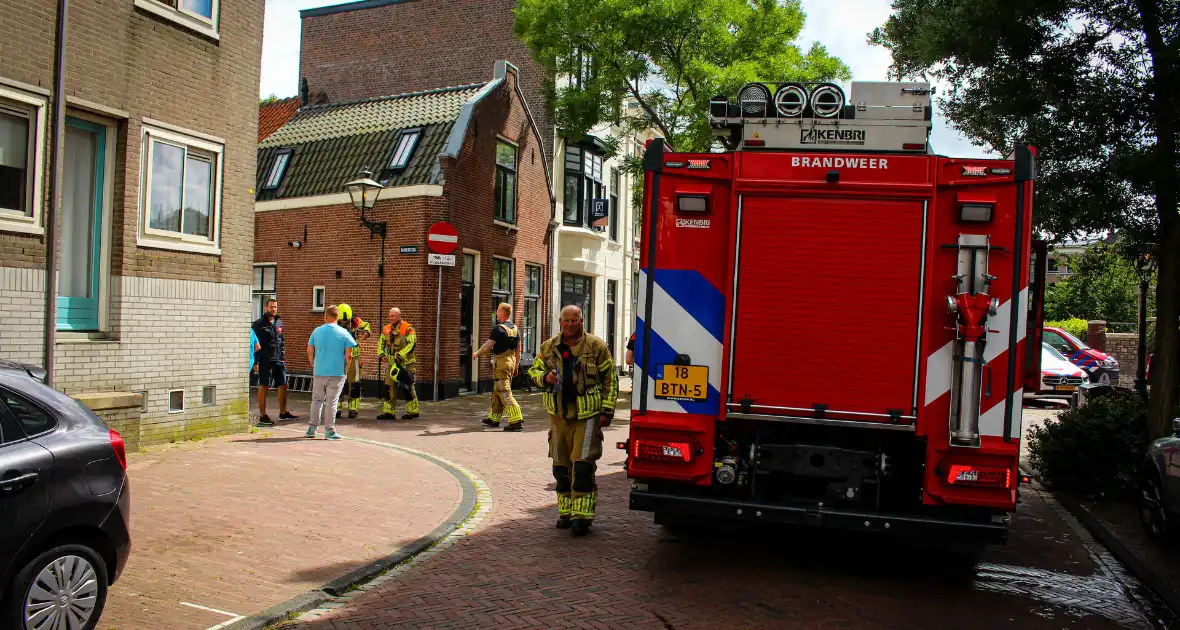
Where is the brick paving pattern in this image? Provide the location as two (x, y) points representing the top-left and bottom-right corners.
(248, 385), (1165, 630)
(102, 429), (462, 629)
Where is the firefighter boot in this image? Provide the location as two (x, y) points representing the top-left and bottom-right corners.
(402, 397), (420, 420)
(376, 400), (396, 421)
(503, 404), (524, 432)
(483, 412), (501, 428)
(553, 465), (572, 528)
(348, 396), (360, 419)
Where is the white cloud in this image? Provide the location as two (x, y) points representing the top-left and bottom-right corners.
(259, 0), (996, 158)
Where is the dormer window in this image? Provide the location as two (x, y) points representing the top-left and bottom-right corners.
(383, 129), (421, 181)
(261, 149), (292, 191)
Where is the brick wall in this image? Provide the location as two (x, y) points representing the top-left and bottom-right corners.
(1106, 332), (1140, 387)
(299, 0), (554, 161)
(0, 267), (252, 449)
(0, 0), (263, 286)
(1, 0), (263, 445)
(254, 66), (552, 395)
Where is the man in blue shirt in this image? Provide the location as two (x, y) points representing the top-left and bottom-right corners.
(306, 304), (358, 440)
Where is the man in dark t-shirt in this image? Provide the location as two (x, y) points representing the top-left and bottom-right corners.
(251, 298), (297, 426)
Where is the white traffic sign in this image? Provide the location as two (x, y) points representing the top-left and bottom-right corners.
(426, 222), (459, 254)
(428, 253), (456, 266)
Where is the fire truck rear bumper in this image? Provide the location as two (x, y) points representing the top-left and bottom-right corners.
(630, 490), (1009, 543)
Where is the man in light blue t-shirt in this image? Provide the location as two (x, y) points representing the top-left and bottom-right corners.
(305, 305), (358, 439)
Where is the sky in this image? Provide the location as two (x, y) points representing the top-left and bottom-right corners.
(258, 0), (993, 159)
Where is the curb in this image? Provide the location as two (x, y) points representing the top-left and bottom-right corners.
(221, 431), (487, 630)
(1021, 465), (1180, 622)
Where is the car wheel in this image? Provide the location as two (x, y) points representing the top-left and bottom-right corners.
(2, 544), (109, 630)
(1140, 472), (1171, 540)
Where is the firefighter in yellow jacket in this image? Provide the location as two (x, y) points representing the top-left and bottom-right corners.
(472, 302), (523, 431)
(377, 307), (420, 420)
(528, 304), (618, 536)
(336, 304), (371, 419)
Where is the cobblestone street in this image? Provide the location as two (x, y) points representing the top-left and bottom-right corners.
(218, 384), (1171, 630)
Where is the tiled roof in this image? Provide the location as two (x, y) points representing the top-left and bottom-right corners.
(256, 83), (486, 200)
(259, 83), (485, 149)
(258, 97), (301, 143)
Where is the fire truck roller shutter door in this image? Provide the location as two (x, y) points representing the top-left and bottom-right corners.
(634, 268), (725, 416)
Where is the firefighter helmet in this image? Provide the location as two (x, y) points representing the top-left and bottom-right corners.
(339, 303), (353, 322)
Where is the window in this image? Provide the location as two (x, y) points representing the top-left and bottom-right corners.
(606, 279), (618, 356)
(492, 257), (514, 317)
(0, 409), (21, 445)
(563, 145), (604, 229)
(202, 386), (216, 406)
(609, 168), (619, 241)
(134, 0), (220, 39)
(524, 265), (543, 358)
(0, 87), (46, 233)
(494, 140), (517, 224)
(140, 123), (223, 254)
(632, 271), (640, 319)
(382, 129), (421, 182)
(168, 389), (185, 413)
(312, 286), (326, 312)
(1042, 331), (1073, 356)
(262, 149), (291, 191)
(0, 389), (56, 437)
(135, 390), (149, 412)
(561, 273), (593, 333)
(252, 264), (276, 319)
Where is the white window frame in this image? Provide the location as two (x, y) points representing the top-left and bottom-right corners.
(388, 129), (421, 171)
(492, 256), (514, 311)
(134, 0), (220, 41)
(312, 286), (326, 312)
(252, 263), (277, 319)
(201, 385), (216, 406)
(168, 388), (185, 413)
(262, 149), (291, 191)
(138, 121), (224, 255)
(0, 84), (48, 236)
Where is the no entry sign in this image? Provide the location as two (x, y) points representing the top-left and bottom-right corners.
(426, 222), (458, 254)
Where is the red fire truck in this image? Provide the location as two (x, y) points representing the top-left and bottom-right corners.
(623, 80), (1047, 544)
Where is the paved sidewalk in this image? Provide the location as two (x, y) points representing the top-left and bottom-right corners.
(101, 426), (463, 629)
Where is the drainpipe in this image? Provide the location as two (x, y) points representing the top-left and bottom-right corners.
(43, 0), (68, 385)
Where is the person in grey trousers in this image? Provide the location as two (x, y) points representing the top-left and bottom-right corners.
(305, 304), (358, 439)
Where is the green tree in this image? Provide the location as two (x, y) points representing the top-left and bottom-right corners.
(1045, 244), (1155, 324)
(513, 0), (850, 154)
(868, 0), (1179, 438)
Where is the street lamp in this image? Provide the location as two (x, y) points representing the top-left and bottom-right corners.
(1135, 251), (1157, 398)
(344, 169), (389, 403)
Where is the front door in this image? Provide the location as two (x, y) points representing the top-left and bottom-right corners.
(57, 117), (105, 331)
(459, 253), (476, 392)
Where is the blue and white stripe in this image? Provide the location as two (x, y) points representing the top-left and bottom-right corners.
(632, 268), (725, 415)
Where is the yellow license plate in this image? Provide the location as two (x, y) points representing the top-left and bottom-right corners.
(1055, 385), (1077, 392)
(655, 364), (709, 401)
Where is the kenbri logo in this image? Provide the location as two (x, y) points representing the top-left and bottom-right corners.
(801, 128), (866, 145)
(791, 156), (889, 169)
(676, 218), (711, 229)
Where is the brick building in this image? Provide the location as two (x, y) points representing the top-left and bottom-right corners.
(299, 0), (553, 164)
(0, 0), (263, 449)
(254, 61), (553, 398)
(296, 0), (652, 365)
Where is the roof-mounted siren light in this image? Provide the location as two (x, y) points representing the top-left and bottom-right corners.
(738, 82), (771, 117)
(809, 83), (845, 118)
(774, 83), (808, 118)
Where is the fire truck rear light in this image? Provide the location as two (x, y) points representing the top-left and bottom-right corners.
(960, 203), (993, 223)
(745, 139), (765, 147)
(903, 143), (926, 151)
(947, 464), (1011, 489)
(632, 439), (693, 463)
